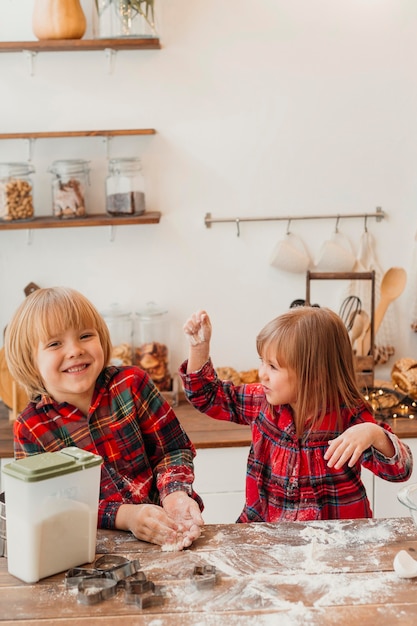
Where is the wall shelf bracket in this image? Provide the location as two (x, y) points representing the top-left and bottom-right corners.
(104, 48), (116, 74)
(23, 49), (37, 76)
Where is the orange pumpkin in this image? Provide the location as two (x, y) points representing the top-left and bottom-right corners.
(32, 0), (87, 40)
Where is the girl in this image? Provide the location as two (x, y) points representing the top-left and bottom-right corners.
(5, 287), (204, 548)
(181, 306), (412, 522)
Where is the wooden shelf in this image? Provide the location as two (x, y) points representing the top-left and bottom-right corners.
(0, 38), (161, 53)
(0, 212), (161, 231)
(0, 129), (156, 140)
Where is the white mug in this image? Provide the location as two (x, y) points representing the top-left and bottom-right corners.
(269, 232), (312, 274)
(314, 231), (356, 272)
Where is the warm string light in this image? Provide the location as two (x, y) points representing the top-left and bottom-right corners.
(364, 387), (416, 420)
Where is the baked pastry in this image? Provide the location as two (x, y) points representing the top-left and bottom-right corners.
(239, 369), (259, 384)
(216, 367), (241, 385)
(391, 358), (417, 398)
(216, 367), (259, 385)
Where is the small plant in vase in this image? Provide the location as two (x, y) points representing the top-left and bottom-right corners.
(95, 0), (157, 38)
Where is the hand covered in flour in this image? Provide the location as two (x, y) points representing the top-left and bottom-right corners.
(162, 491), (204, 550)
(324, 422), (395, 469)
(114, 502), (195, 549)
(183, 310), (212, 346)
(184, 310), (212, 373)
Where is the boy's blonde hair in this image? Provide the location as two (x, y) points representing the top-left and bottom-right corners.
(5, 287), (112, 400)
(256, 306), (370, 438)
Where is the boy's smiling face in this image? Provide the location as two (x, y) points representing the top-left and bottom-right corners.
(36, 327), (105, 414)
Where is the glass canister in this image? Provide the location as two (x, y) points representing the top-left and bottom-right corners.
(0, 161), (35, 221)
(102, 306), (134, 366)
(48, 159), (90, 219)
(96, 0), (158, 39)
(106, 157), (145, 216)
(134, 303), (171, 392)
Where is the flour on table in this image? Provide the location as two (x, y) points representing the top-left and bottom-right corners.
(161, 541), (184, 552)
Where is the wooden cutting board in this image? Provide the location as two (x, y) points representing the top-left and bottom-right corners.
(0, 347), (28, 417)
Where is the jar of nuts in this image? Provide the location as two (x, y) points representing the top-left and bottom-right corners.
(0, 161), (35, 221)
(134, 303), (172, 392)
(48, 159), (90, 219)
(102, 306), (134, 367)
(105, 157), (145, 216)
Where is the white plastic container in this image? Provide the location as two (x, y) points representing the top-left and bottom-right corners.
(2, 447), (102, 583)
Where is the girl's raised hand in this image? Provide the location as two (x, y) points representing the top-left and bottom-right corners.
(183, 310), (212, 346)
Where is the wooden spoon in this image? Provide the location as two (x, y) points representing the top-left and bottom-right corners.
(354, 310), (370, 356)
(361, 267), (407, 355)
(349, 310), (366, 350)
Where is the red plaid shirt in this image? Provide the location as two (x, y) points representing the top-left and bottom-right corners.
(180, 359), (412, 522)
(14, 366), (203, 529)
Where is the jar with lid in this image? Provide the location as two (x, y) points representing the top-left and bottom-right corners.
(106, 157), (145, 216)
(134, 303), (171, 392)
(102, 306), (133, 367)
(48, 159), (90, 219)
(95, 0), (158, 39)
(0, 162), (35, 221)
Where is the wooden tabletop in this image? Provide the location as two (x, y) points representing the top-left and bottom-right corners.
(1, 518), (417, 625)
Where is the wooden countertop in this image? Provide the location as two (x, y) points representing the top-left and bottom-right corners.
(1, 518), (417, 624)
(2, 397), (417, 458)
(0, 400), (252, 458)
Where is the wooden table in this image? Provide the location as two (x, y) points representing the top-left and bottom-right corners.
(1, 517), (417, 625)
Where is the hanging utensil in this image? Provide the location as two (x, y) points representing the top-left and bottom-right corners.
(350, 310), (367, 351)
(339, 295), (362, 332)
(361, 267), (407, 356)
(353, 310), (370, 356)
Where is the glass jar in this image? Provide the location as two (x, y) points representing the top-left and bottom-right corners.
(48, 159), (90, 219)
(0, 162), (35, 221)
(96, 0), (158, 39)
(134, 303), (171, 391)
(106, 157), (145, 216)
(102, 306), (133, 366)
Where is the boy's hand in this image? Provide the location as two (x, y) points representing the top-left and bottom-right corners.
(115, 502), (196, 549)
(324, 422), (395, 469)
(163, 491), (204, 548)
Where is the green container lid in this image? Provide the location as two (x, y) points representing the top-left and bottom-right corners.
(2, 447), (103, 482)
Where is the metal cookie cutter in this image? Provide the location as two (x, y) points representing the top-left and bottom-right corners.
(77, 578), (118, 605)
(191, 564), (217, 589)
(65, 567), (104, 588)
(94, 554), (141, 581)
(124, 578), (165, 609)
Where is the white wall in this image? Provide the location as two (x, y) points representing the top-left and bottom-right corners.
(0, 0), (417, 381)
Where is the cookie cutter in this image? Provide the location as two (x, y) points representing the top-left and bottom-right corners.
(65, 567), (105, 588)
(94, 554), (141, 581)
(124, 578), (165, 609)
(77, 578), (118, 605)
(191, 564), (217, 589)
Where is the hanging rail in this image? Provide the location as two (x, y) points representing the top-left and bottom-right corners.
(204, 206), (386, 237)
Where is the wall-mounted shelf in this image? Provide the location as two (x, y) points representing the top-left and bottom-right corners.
(0, 129), (160, 237)
(0, 129), (156, 140)
(0, 38), (161, 53)
(0, 212), (161, 231)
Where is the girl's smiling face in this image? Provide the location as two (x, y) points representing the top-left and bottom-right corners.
(258, 350), (298, 409)
(36, 327), (105, 414)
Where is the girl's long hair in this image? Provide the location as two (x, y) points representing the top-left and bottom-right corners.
(256, 306), (371, 437)
(5, 286), (112, 400)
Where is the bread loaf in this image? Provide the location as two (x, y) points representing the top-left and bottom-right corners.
(391, 358), (417, 397)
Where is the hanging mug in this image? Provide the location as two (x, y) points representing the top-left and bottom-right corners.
(314, 231), (356, 272)
(270, 232), (312, 274)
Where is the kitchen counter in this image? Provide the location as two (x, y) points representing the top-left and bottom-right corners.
(1, 397), (417, 458)
(1, 517), (417, 624)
